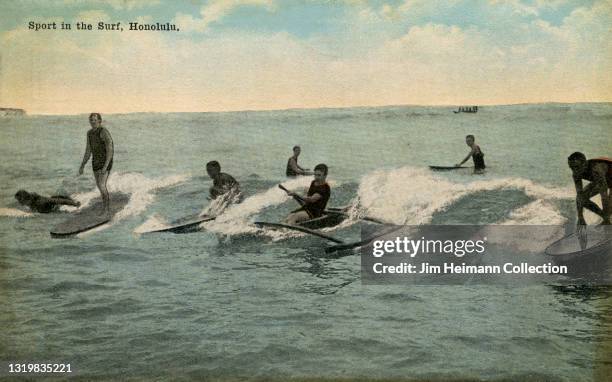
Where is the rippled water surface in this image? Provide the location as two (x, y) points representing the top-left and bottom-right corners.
(1, 104), (611, 380)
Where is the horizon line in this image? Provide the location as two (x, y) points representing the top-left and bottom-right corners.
(16, 101), (612, 116)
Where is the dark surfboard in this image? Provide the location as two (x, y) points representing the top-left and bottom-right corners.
(545, 226), (612, 263)
(145, 214), (216, 234)
(254, 221), (344, 243)
(50, 193), (130, 238)
(325, 225), (405, 253)
(429, 165), (470, 171)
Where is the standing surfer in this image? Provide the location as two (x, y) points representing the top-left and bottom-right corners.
(286, 146), (312, 177)
(78, 113), (114, 216)
(567, 152), (611, 232)
(284, 163), (330, 225)
(456, 134), (485, 173)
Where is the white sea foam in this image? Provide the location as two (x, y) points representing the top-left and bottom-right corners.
(0, 208), (34, 218)
(356, 166), (574, 225)
(204, 176), (323, 240)
(130, 166), (590, 243)
(133, 214), (170, 234)
(500, 200), (567, 225)
(76, 172), (189, 237)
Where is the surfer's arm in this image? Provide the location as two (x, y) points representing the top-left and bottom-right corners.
(289, 158), (307, 175)
(101, 129), (113, 172)
(209, 175), (237, 198)
(457, 149), (473, 166)
(49, 196), (80, 207)
(573, 177), (586, 224)
(78, 135), (92, 174)
(301, 192), (321, 204)
(209, 186), (221, 199)
(296, 163), (311, 172)
(286, 189), (319, 204)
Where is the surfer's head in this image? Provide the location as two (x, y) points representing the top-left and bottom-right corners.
(14, 190), (31, 205)
(313, 163), (328, 183)
(293, 145), (301, 157)
(465, 135), (475, 146)
(568, 152), (587, 174)
(89, 113), (102, 128)
(206, 160), (221, 178)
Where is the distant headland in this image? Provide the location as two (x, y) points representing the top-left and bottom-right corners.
(0, 108), (26, 117)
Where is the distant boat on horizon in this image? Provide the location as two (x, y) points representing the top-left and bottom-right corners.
(453, 106), (478, 114)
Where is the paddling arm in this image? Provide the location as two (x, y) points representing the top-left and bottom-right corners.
(289, 158), (311, 176)
(457, 148), (474, 167)
(49, 196), (80, 207)
(288, 191), (321, 204)
(573, 178), (586, 225)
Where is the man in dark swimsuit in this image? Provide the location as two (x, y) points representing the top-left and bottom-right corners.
(14, 190), (80, 213)
(456, 134), (485, 173)
(286, 146), (312, 177)
(78, 113), (114, 216)
(568, 152), (611, 229)
(284, 163), (331, 225)
(206, 161), (240, 200)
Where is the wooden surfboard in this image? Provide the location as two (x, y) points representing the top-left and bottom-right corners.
(50, 193), (130, 238)
(545, 226), (612, 263)
(254, 221), (344, 243)
(429, 165), (470, 171)
(144, 214), (216, 234)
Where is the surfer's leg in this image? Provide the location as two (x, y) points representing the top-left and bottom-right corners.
(285, 210), (310, 225)
(94, 170), (111, 215)
(577, 186), (605, 219)
(601, 189), (611, 224)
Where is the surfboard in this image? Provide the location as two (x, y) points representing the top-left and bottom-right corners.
(545, 226), (612, 262)
(325, 225), (404, 253)
(429, 165), (470, 171)
(50, 193), (130, 238)
(145, 214), (216, 234)
(254, 221), (344, 243)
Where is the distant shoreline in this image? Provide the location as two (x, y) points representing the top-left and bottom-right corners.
(23, 101), (612, 117)
(0, 107), (26, 116)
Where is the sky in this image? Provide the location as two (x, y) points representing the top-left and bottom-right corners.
(0, 0), (610, 114)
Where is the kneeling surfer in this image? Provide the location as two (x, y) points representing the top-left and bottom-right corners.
(284, 163), (330, 225)
(206, 161), (241, 200)
(456, 134), (485, 173)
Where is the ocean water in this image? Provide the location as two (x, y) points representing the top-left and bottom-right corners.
(1, 103), (611, 380)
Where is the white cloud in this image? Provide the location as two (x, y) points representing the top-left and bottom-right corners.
(104, 0), (160, 10)
(175, 0), (276, 33)
(488, 0), (539, 16)
(75, 10), (111, 23)
(62, 0), (160, 10)
(174, 13), (207, 33)
(1, 0), (610, 113)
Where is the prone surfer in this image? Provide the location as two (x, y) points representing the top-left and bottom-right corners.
(14, 190), (80, 213)
(78, 113), (114, 216)
(456, 134), (485, 173)
(206, 161), (240, 200)
(284, 163), (330, 225)
(568, 152), (611, 231)
(286, 146), (312, 177)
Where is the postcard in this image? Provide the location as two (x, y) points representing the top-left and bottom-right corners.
(1, 1), (610, 381)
